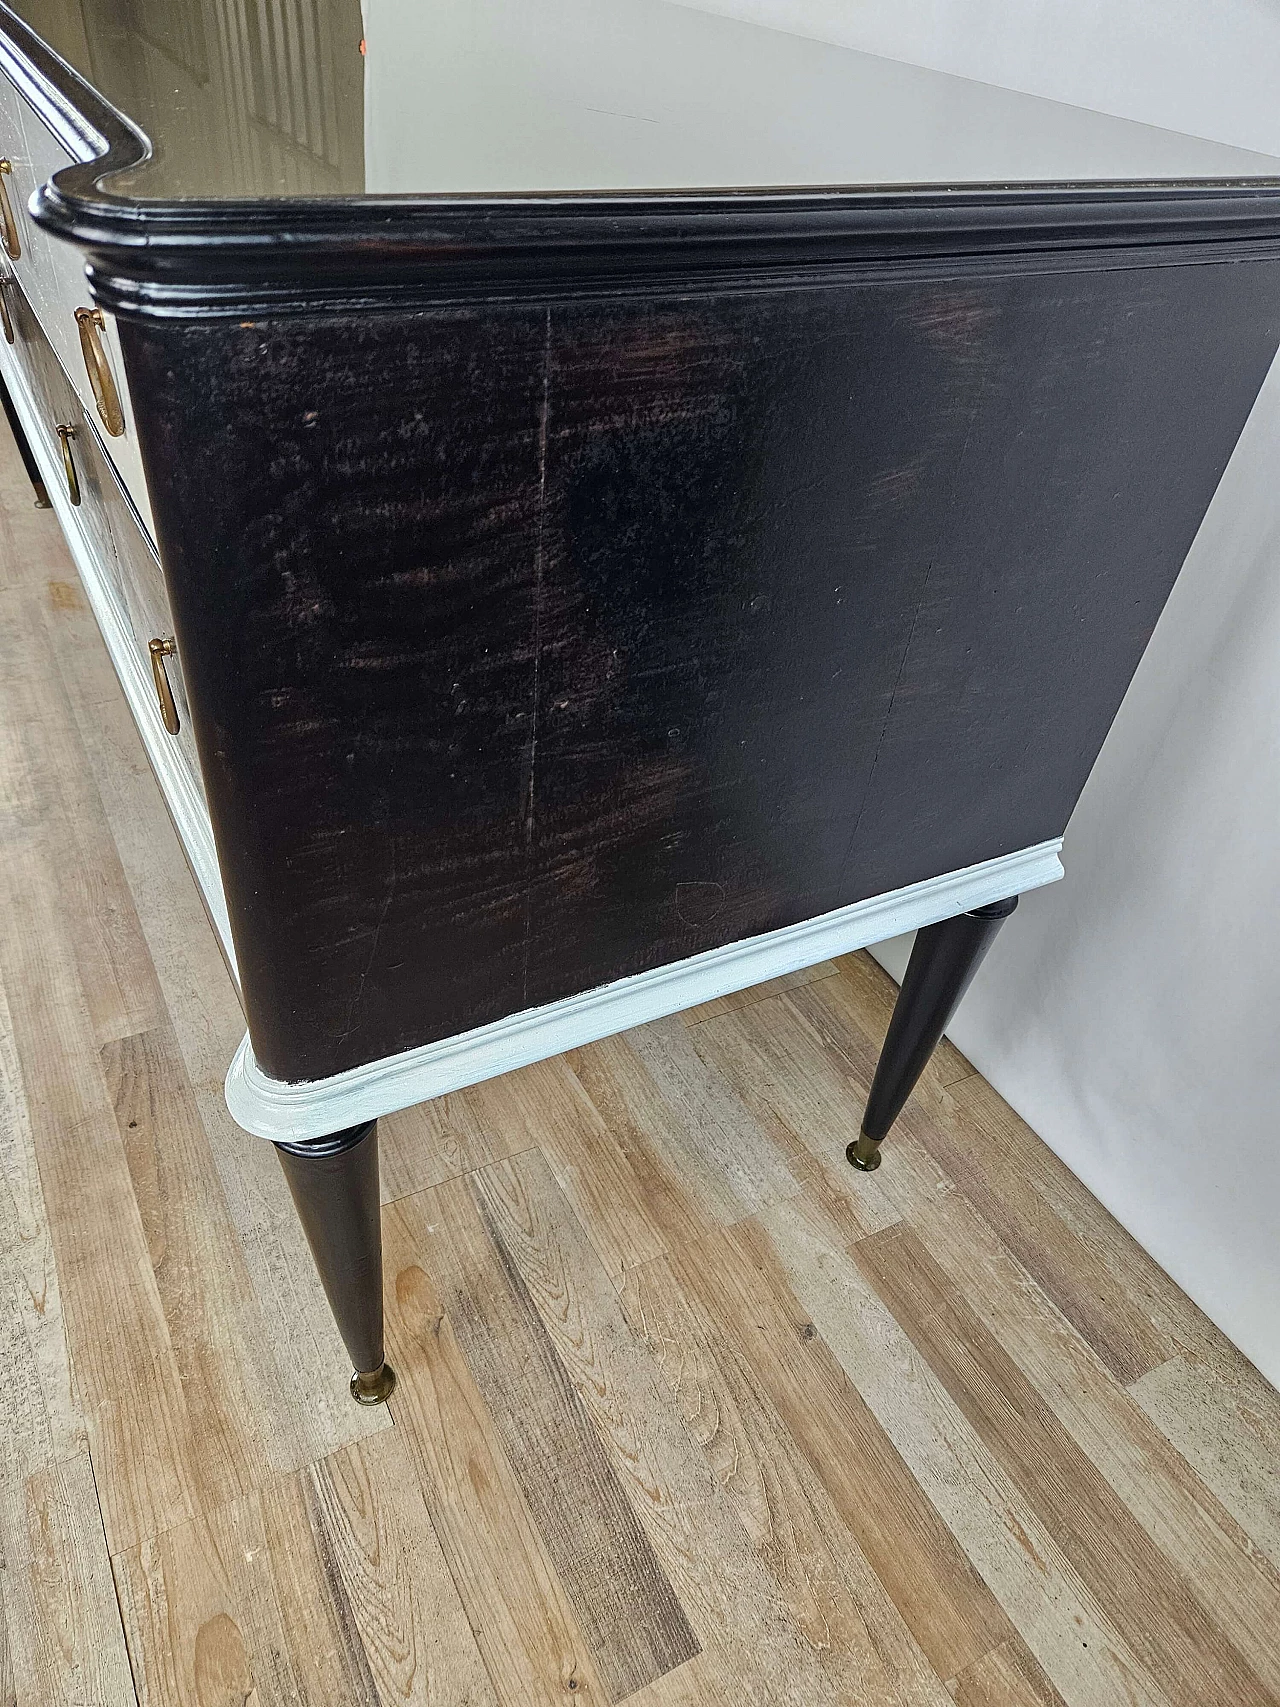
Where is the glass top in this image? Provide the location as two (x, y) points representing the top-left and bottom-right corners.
(8, 0), (1279, 202)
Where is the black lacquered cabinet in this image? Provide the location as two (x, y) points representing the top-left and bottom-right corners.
(2, 0), (1278, 1397)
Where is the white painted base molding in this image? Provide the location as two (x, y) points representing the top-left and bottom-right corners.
(225, 838), (1064, 1142)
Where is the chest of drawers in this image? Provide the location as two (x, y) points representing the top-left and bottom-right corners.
(3, 0), (1279, 1401)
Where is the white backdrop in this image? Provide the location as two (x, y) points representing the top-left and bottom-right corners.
(683, 0), (1280, 1385)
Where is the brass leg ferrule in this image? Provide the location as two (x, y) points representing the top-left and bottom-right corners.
(847, 1132), (883, 1172)
(350, 1362), (396, 1405)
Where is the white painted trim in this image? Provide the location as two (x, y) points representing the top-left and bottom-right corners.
(0, 334), (238, 974)
(226, 838), (1064, 1141)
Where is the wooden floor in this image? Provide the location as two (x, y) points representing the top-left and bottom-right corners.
(3, 430), (1280, 1707)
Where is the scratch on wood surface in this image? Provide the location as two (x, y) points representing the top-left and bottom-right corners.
(522, 307), (553, 1008)
(337, 837), (397, 1050)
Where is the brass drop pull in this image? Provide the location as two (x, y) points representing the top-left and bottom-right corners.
(149, 637), (181, 734)
(75, 307), (125, 437)
(0, 160), (20, 260)
(55, 423), (80, 505)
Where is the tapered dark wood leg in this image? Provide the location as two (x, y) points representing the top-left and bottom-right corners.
(849, 896), (1019, 1171)
(0, 371), (52, 508)
(273, 1118), (395, 1404)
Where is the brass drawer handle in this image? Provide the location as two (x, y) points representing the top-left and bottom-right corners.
(75, 307), (125, 436)
(0, 160), (20, 260)
(149, 637), (181, 734)
(56, 423), (80, 505)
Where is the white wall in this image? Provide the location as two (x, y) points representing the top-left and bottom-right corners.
(687, 0), (1280, 158)
(741, 0), (1280, 1385)
(874, 377), (1280, 1385)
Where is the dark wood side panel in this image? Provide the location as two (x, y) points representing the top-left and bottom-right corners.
(840, 262), (1280, 896)
(119, 259), (1280, 1083)
(121, 305), (549, 1079)
(522, 285), (991, 1005)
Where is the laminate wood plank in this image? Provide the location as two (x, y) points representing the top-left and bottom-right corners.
(747, 1198), (1166, 1707)
(678, 961), (839, 1027)
(102, 1025), (264, 1507)
(113, 1488), (312, 1706)
(618, 1653), (730, 1707)
(685, 992), (914, 1237)
(468, 1055), (667, 1285)
(0, 594), (43, 837)
(0, 1580), (11, 1707)
(949, 1641), (1066, 1707)
(666, 1212), (1060, 1693)
(0, 577), (163, 1053)
(787, 974), (1170, 1383)
(939, 1072), (1237, 1384)
(2, 1451), (136, 1707)
(957, 1091), (1224, 1371)
(0, 971), (83, 1483)
(260, 1432), (499, 1707)
(0, 433), (60, 597)
(118, 1456), (483, 1707)
(904, 1187), (1280, 1700)
(619, 1252), (954, 1707)
(0, 827), (209, 1554)
(379, 1089), (521, 1205)
(29, 576), (166, 1048)
(619, 1017), (803, 1221)
(564, 1035), (721, 1254)
(856, 1224), (1274, 1707)
(463, 1149), (904, 1707)
(383, 1196), (614, 1707)
(1132, 1354), (1280, 1573)
(416, 1167), (699, 1702)
(44, 569), (388, 1469)
(832, 950), (975, 1089)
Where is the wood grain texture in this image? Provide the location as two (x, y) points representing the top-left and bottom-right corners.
(7, 410), (1280, 1706)
(677, 960), (839, 1027)
(856, 1225), (1274, 1707)
(410, 1167), (699, 1702)
(43, 555), (388, 1470)
(275, 1431), (498, 1707)
(752, 1196), (1169, 1707)
(666, 1214), (1033, 1690)
(452, 1151), (891, 1707)
(464, 1055), (668, 1285)
(101, 1025), (264, 1508)
(384, 1197), (615, 1707)
(788, 970), (1171, 1383)
(1132, 1353), (1280, 1573)
(115, 1438), (496, 1707)
(1, 1452), (135, 1707)
(618, 1253), (954, 1707)
(119, 259), (1280, 1084)
(0, 821), (204, 1554)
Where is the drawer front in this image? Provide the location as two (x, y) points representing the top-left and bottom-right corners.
(0, 68), (157, 537)
(101, 467), (205, 795)
(6, 276), (206, 802)
(7, 270), (121, 591)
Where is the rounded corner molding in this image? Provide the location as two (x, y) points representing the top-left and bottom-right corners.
(223, 838), (1065, 1143)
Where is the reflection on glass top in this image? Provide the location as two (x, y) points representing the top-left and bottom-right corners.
(8, 0), (1280, 201)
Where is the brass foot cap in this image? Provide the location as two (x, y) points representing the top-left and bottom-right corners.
(847, 1135), (882, 1172)
(350, 1362), (396, 1405)
(33, 483), (52, 509)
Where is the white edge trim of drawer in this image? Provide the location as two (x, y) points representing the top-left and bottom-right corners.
(0, 338), (237, 975)
(225, 836), (1064, 1141)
